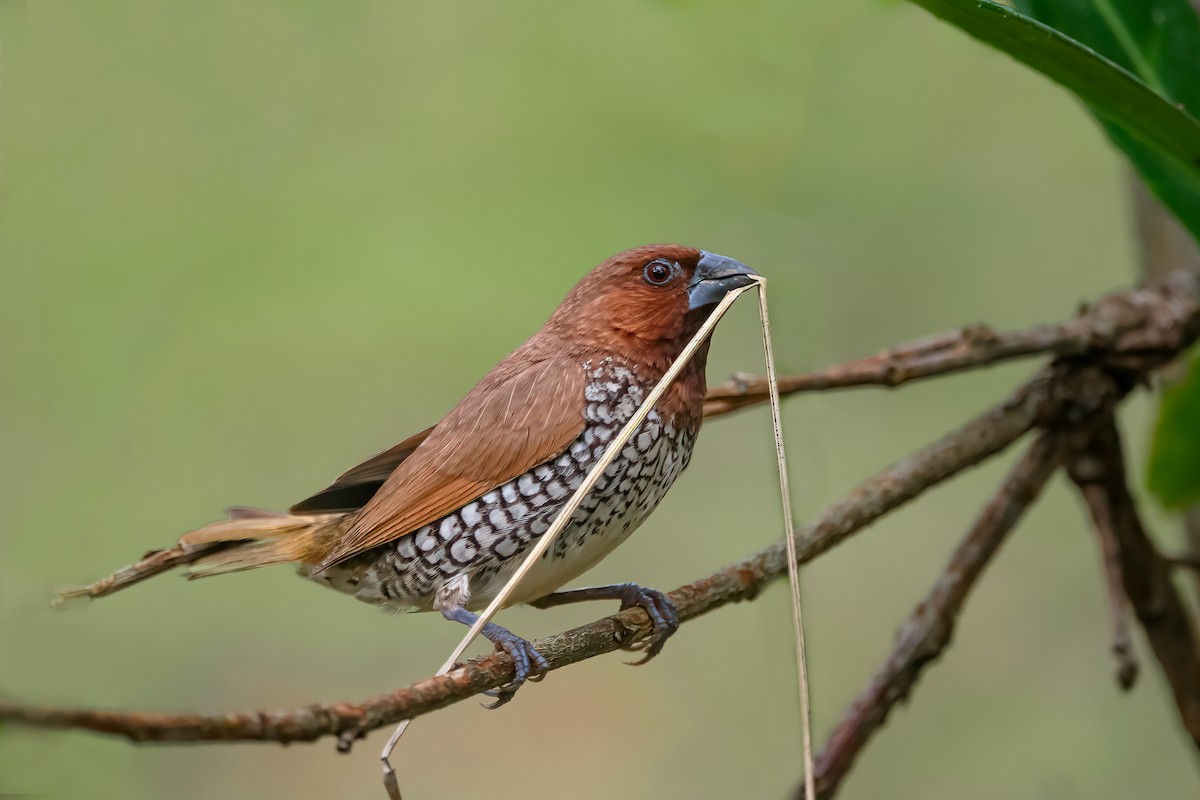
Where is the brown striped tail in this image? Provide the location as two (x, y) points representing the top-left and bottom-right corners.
(53, 508), (343, 607)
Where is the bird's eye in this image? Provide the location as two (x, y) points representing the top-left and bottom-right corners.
(643, 259), (676, 286)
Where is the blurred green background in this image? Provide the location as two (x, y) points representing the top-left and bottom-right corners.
(2, 1), (1197, 798)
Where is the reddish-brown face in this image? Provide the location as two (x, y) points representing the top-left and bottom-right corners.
(547, 244), (758, 352)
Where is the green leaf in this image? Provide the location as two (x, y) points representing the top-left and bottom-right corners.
(904, 0), (1200, 240)
(1102, 120), (1200, 243)
(1011, 0), (1200, 243)
(1013, 0), (1200, 109)
(1147, 351), (1200, 508)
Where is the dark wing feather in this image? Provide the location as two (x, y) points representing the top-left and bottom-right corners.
(289, 426), (435, 514)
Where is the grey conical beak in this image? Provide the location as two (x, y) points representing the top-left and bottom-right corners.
(687, 251), (759, 310)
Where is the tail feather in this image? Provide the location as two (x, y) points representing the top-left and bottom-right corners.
(54, 508), (342, 607)
(180, 509), (334, 577)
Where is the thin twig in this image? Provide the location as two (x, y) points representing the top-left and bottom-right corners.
(1166, 550), (1200, 572)
(799, 429), (1086, 800)
(1086, 482), (1140, 691)
(0, 361), (1132, 746)
(1068, 418), (1200, 753)
(703, 272), (1199, 418)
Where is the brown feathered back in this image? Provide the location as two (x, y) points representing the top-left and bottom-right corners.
(316, 338), (587, 566)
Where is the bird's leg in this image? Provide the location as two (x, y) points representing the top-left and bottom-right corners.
(530, 583), (680, 665)
(438, 607), (550, 709)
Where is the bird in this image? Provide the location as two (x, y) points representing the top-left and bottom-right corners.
(58, 244), (759, 705)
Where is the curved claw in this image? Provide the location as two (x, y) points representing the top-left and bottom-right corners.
(480, 686), (518, 710)
(617, 586), (680, 666)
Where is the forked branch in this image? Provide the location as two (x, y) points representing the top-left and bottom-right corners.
(1, 272), (1198, 794)
(704, 271), (1198, 417)
(1068, 418), (1200, 750)
(0, 360), (1138, 745)
(801, 428), (1094, 800)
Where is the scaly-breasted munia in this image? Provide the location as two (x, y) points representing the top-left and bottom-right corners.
(60, 245), (758, 703)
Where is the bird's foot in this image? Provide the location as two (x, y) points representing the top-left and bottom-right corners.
(440, 605), (549, 709)
(529, 582), (681, 665)
(478, 625), (550, 709)
(616, 584), (680, 666)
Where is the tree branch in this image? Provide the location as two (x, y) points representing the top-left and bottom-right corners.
(0, 272), (1196, 790)
(1067, 418), (1200, 753)
(800, 429), (1089, 800)
(0, 358), (1133, 746)
(703, 271), (1199, 418)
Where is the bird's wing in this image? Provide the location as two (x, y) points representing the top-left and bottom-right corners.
(288, 426), (436, 514)
(314, 351), (586, 567)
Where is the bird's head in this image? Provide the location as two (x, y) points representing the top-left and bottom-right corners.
(546, 244), (759, 359)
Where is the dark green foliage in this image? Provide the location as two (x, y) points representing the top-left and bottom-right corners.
(1148, 351), (1200, 508)
(1012, 0), (1200, 242)
(905, 1), (1200, 200)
